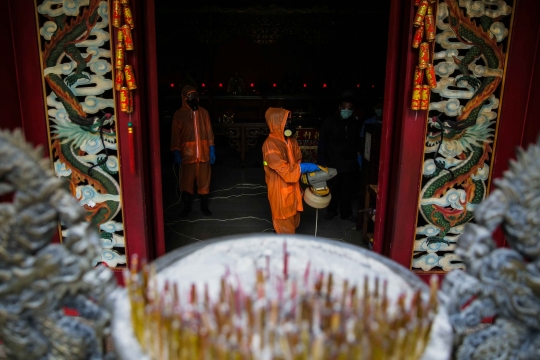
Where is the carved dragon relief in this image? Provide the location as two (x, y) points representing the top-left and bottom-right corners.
(36, 0), (126, 268)
(413, 0), (513, 272)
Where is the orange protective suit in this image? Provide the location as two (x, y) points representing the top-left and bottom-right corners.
(262, 108), (303, 234)
(170, 85), (215, 195)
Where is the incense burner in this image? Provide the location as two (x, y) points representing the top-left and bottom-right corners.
(111, 234), (452, 359)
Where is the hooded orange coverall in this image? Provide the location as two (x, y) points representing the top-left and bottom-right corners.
(170, 85), (215, 195)
(262, 108), (303, 234)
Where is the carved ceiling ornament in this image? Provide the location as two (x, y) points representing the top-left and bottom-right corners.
(0, 129), (117, 359)
(442, 135), (540, 359)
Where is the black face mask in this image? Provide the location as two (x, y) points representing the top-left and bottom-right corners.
(283, 120), (296, 138)
(186, 97), (199, 110)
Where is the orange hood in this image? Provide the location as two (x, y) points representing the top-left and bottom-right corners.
(181, 85), (198, 110)
(265, 107), (290, 141)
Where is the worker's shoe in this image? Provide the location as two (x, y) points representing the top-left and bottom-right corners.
(179, 193), (192, 217)
(200, 194), (212, 216)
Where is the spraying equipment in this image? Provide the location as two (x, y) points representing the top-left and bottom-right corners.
(301, 166), (338, 208)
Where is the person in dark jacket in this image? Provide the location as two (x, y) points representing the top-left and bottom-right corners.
(317, 95), (362, 220)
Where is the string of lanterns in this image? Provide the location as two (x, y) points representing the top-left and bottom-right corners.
(411, 0), (438, 111)
(113, 0), (137, 173)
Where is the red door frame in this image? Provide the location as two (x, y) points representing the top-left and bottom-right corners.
(373, 0), (540, 279)
(6, 0), (48, 147)
(5, 0), (166, 283)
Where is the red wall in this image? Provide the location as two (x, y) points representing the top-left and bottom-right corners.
(2, 3), (22, 130)
(6, 0), (48, 149)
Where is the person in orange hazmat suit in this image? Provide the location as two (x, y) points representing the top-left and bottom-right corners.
(262, 108), (321, 234)
(171, 85), (216, 217)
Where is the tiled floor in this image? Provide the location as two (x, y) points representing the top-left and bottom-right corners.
(161, 143), (366, 252)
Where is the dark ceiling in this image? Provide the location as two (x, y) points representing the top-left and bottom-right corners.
(155, 1), (390, 13)
(154, 1), (391, 101)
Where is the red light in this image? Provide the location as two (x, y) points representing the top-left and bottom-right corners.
(356, 84), (360, 88)
(202, 83), (206, 87)
(273, 83), (277, 87)
(323, 83), (327, 88)
(303, 83), (307, 88)
(219, 83), (223, 87)
(371, 84), (375, 88)
(250, 83), (254, 87)
(170, 83), (174, 88)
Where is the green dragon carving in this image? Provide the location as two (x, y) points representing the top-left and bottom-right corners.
(41, 0), (121, 240)
(420, 0), (505, 246)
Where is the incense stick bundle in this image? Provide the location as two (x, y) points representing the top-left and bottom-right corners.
(124, 243), (438, 360)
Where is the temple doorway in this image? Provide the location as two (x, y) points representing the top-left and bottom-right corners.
(154, 1), (391, 251)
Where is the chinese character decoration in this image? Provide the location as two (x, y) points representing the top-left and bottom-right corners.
(113, 0), (137, 174)
(411, 0), (437, 111)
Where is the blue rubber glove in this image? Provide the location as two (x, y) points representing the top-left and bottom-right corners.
(300, 162), (320, 174)
(209, 145), (216, 165)
(357, 154), (362, 170)
(173, 150), (182, 165)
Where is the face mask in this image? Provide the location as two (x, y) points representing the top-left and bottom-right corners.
(340, 109), (353, 119)
(375, 109), (383, 117)
(186, 97), (199, 110)
(284, 120), (296, 138)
